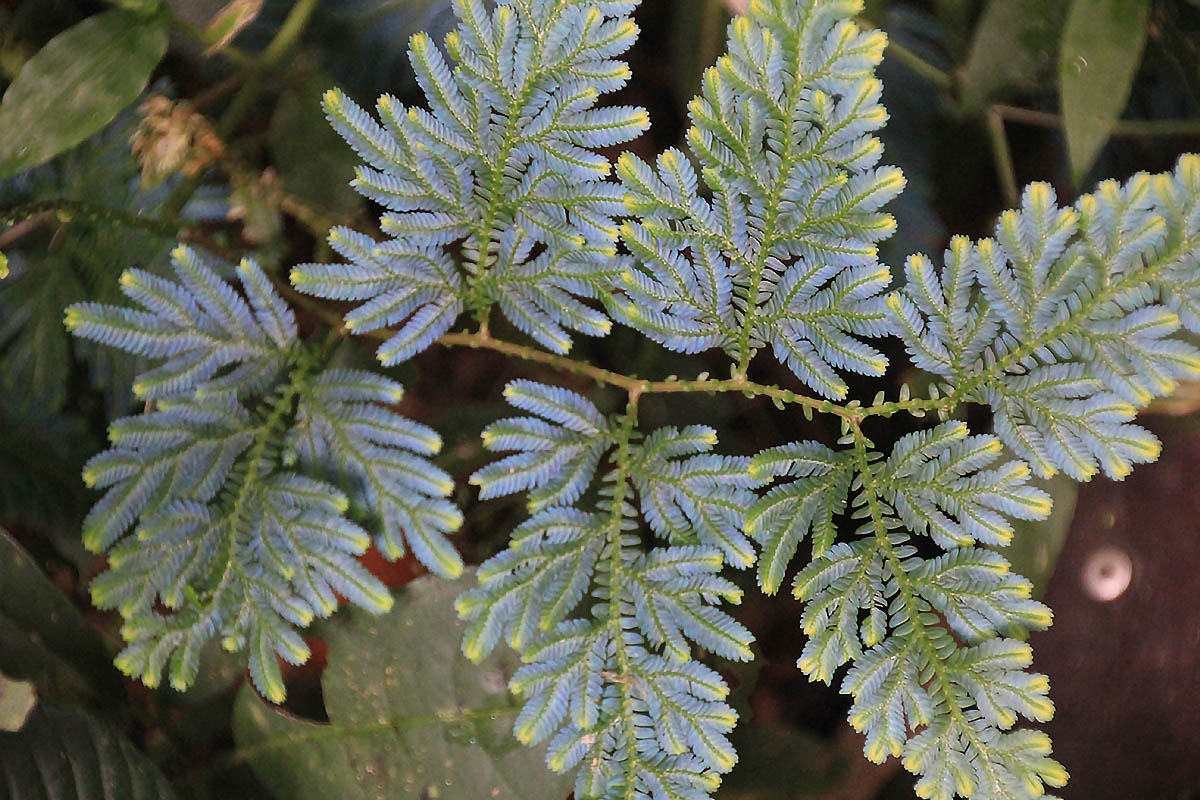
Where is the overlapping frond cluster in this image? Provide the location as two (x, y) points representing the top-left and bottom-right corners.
(459, 381), (761, 799)
(52, 0), (1200, 796)
(890, 160), (1200, 480)
(291, 0), (649, 362)
(614, 0), (905, 398)
(750, 423), (1065, 798)
(64, 247), (460, 700)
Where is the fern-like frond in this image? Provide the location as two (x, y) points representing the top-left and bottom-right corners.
(67, 247), (292, 400)
(286, 368), (464, 577)
(291, 227), (465, 364)
(890, 163), (1200, 480)
(293, 0), (649, 361)
(879, 422), (1052, 550)
(630, 425), (762, 569)
(745, 440), (853, 593)
(459, 385), (755, 798)
(66, 247), (461, 699)
(614, 0), (905, 397)
(471, 379), (612, 511)
(775, 426), (1065, 798)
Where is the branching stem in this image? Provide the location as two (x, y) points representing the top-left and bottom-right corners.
(438, 330), (859, 418)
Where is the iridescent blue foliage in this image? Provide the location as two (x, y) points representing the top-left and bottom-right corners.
(290, 0), (650, 360)
(59, 0), (1200, 797)
(66, 247), (460, 701)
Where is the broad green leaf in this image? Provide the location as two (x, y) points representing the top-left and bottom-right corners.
(1059, 0), (1151, 183)
(233, 574), (572, 800)
(0, 255), (83, 413)
(0, 706), (176, 798)
(959, 0), (1067, 111)
(0, 406), (95, 545)
(0, 672), (36, 732)
(0, 251), (8, 279)
(0, 528), (118, 704)
(0, 9), (168, 178)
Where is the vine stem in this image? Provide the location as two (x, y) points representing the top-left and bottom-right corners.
(255, 275), (873, 423)
(0, 199), (241, 261)
(603, 393), (643, 800)
(437, 330), (858, 418)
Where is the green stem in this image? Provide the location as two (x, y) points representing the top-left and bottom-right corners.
(848, 425), (1005, 788)
(993, 104), (1200, 138)
(602, 393), (643, 800)
(0, 198), (240, 261)
(2, 199), (181, 239)
(987, 107), (1019, 208)
(437, 330), (856, 417)
(259, 0), (321, 67)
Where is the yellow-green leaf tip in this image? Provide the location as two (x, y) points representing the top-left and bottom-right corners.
(1024, 605), (1054, 628)
(865, 738), (899, 764)
(63, 307), (83, 331)
(264, 681), (286, 705)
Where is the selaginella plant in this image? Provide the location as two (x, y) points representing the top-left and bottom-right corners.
(61, 0), (1200, 797)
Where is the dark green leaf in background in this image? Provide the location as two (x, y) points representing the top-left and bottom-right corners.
(0, 9), (168, 178)
(0, 253), (82, 413)
(0, 529), (117, 705)
(959, 0), (1068, 112)
(0, 112), (179, 421)
(0, 706), (176, 799)
(717, 726), (846, 799)
(1059, 0), (1151, 183)
(233, 574), (573, 800)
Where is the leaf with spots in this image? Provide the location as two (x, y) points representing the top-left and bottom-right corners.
(233, 574), (572, 800)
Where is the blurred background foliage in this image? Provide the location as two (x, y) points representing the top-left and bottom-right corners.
(0, 0), (1198, 798)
